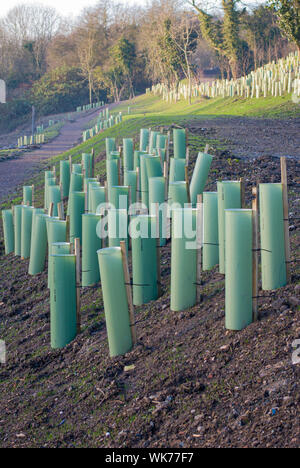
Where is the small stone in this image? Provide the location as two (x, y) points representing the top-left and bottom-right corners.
(288, 296), (300, 307)
(220, 345), (230, 352)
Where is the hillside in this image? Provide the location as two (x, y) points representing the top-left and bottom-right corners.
(0, 92), (299, 448)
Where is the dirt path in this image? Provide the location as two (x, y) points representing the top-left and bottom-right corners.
(187, 117), (300, 159)
(0, 108), (101, 202)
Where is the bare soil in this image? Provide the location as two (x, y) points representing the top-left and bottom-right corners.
(187, 117), (300, 159)
(0, 130), (299, 447)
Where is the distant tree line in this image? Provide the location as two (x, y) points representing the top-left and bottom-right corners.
(0, 0), (298, 129)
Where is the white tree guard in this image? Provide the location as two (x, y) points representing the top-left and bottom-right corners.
(0, 80), (6, 103)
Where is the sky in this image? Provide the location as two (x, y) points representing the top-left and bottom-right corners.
(0, 0), (265, 19)
(0, 0), (146, 19)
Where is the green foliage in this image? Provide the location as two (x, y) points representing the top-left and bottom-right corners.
(268, 0), (300, 51)
(31, 66), (94, 115)
(0, 97), (32, 133)
(191, 0), (244, 79)
(157, 19), (182, 86)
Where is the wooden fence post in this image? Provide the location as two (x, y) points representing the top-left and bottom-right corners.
(252, 187), (259, 322)
(281, 157), (291, 283)
(48, 202), (54, 217)
(196, 194), (203, 303)
(32, 185), (35, 207)
(75, 238), (81, 334)
(185, 165), (191, 204)
(155, 203), (162, 298)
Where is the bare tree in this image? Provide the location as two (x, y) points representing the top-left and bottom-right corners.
(170, 13), (198, 104)
(1, 4), (61, 76)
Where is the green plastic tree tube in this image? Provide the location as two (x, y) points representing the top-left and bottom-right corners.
(149, 131), (160, 153)
(48, 185), (61, 217)
(97, 247), (132, 357)
(149, 176), (167, 247)
(44, 176), (56, 209)
(123, 138), (134, 171)
(69, 191), (85, 243)
(67, 172), (83, 215)
(69, 172), (83, 195)
(50, 254), (77, 349)
(2, 209), (14, 254)
(133, 150), (147, 171)
(169, 181), (188, 209)
(171, 208), (197, 311)
(84, 179), (98, 210)
(156, 134), (167, 152)
(225, 209), (253, 330)
(109, 151), (121, 160)
(203, 192), (219, 271)
(124, 171), (137, 205)
(21, 206), (35, 259)
(106, 137), (116, 157)
(29, 213), (49, 275)
(217, 181), (241, 274)
(108, 209), (128, 251)
(146, 156), (163, 179)
(260, 183), (286, 290)
(82, 214), (102, 287)
(190, 152), (213, 206)
(47, 241), (71, 287)
(140, 154), (156, 209)
(23, 186), (32, 205)
(46, 217), (67, 288)
(131, 215), (158, 305)
(82, 153), (93, 178)
(110, 186), (129, 211)
(14, 205), (23, 256)
(90, 187), (106, 214)
(60, 160), (70, 199)
(169, 158), (186, 183)
(173, 128), (186, 159)
(72, 163), (82, 174)
(87, 182), (100, 212)
(107, 159), (119, 201)
(140, 129), (149, 151)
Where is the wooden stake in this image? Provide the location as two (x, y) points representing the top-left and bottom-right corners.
(60, 182), (63, 201)
(204, 143), (209, 154)
(252, 187), (259, 322)
(155, 203), (162, 298)
(58, 202), (64, 220)
(240, 178), (245, 208)
(53, 166), (56, 181)
(136, 167), (140, 204)
(91, 148), (95, 177)
(32, 185), (35, 207)
(120, 241), (137, 347)
(48, 202), (54, 217)
(84, 183), (88, 213)
(185, 166), (191, 204)
(118, 159), (122, 186)
(281, 157), (291, 283)
(158, 148), (163, 170)
(66, 215), (70, 243)
(186, 147), (190, 166)
(196, 194), (203, 303)
(185, 128), (189, 148)
(166, 131), (170, 165)
(164, 160), (169, 204)
(75, 238), (81, 334)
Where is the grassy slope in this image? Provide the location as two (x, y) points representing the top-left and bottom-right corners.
(0, 92), (299, 448)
